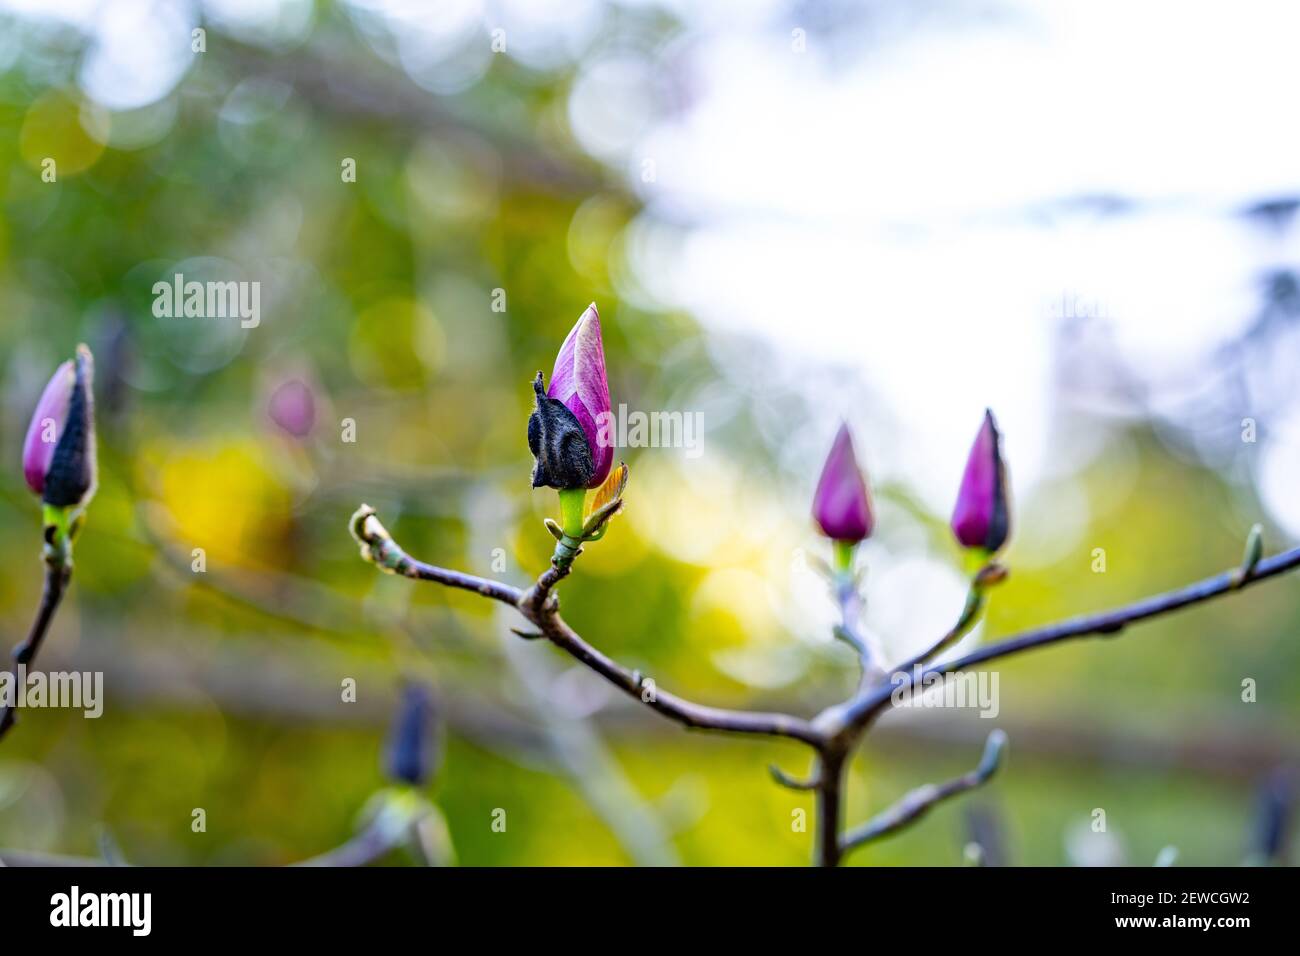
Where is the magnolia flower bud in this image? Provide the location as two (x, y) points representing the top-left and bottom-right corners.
(386, 683), (438, 787)
(528, 303), (613, 491)
(22, 346), (97, 509)
(812, 423), (874, 542)
(267, 378), (317, 438)
(951, 409), (1010, 553)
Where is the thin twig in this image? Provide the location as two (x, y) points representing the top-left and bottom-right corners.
(769, 763), (820, 791)
(532, 610), (823, 746)
(0, 561), (72, 742)
(895, 586), (984, 673)
(350, 504), (1300, 865)
(835, 544), (1300, 739)
(350, 505), (522, 606)
(839, 730), (1008, 855)
(833, 578), (886, 689)
(352, 506), (823, 747)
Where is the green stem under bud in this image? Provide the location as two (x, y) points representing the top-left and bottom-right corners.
(559, 488), (587, 539)
(832, 539), (857, 576)
(961, 546), (992, 577)
(552, 488), (589, 571)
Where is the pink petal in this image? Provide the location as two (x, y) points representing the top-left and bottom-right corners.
(548, 303), (613, 487)
(21, 361), (74, 495)
(812, 423), (874, 541)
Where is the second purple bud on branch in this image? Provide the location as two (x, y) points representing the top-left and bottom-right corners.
(813, 410), (1012, 557)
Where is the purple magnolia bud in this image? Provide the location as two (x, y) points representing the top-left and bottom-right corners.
(812, 423), (874, 542)
(40, 346), (97, 509)
(22, 360), (75, 495)
(951, 409), (1011, 553)
(268, 378), (316, 438)
(545, 303), (613, 489)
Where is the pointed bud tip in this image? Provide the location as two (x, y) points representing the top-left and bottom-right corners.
(812, 423), (874, 542)
(951, 409), (1010, 553)
(39, 347), (98, 509)
(543, 304), (611, 488)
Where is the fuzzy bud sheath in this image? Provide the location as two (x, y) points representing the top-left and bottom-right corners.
(528, 371), (594, 492)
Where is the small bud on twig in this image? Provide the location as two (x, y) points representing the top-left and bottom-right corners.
(528, 304), (612, 491)
(812, 423), (873, 544)
(951, 409), (1010, 555)
(23, 345), (97, 515)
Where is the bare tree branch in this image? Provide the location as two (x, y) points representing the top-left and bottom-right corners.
(831, 575), (887, 691)
(354, 506), (823, 747)
(840, 730), (1008, 856)
(350, 505), (522, 606)
(0, 560), (72, 742)
(350, 504), (1300, 865)
(537, 608), (824, 745)
(834, 543), (1300, 738)
(815, 749), (848, 867)
(895, 578), (987, 673)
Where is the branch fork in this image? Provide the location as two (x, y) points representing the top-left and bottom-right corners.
(350, 504), (1300, 866)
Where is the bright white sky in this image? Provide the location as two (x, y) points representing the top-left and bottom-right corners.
(619, 0), (1300, 541)
(4, 0), (1298, 548)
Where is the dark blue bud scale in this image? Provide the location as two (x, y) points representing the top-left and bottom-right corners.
(528, 372), (593, 491)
